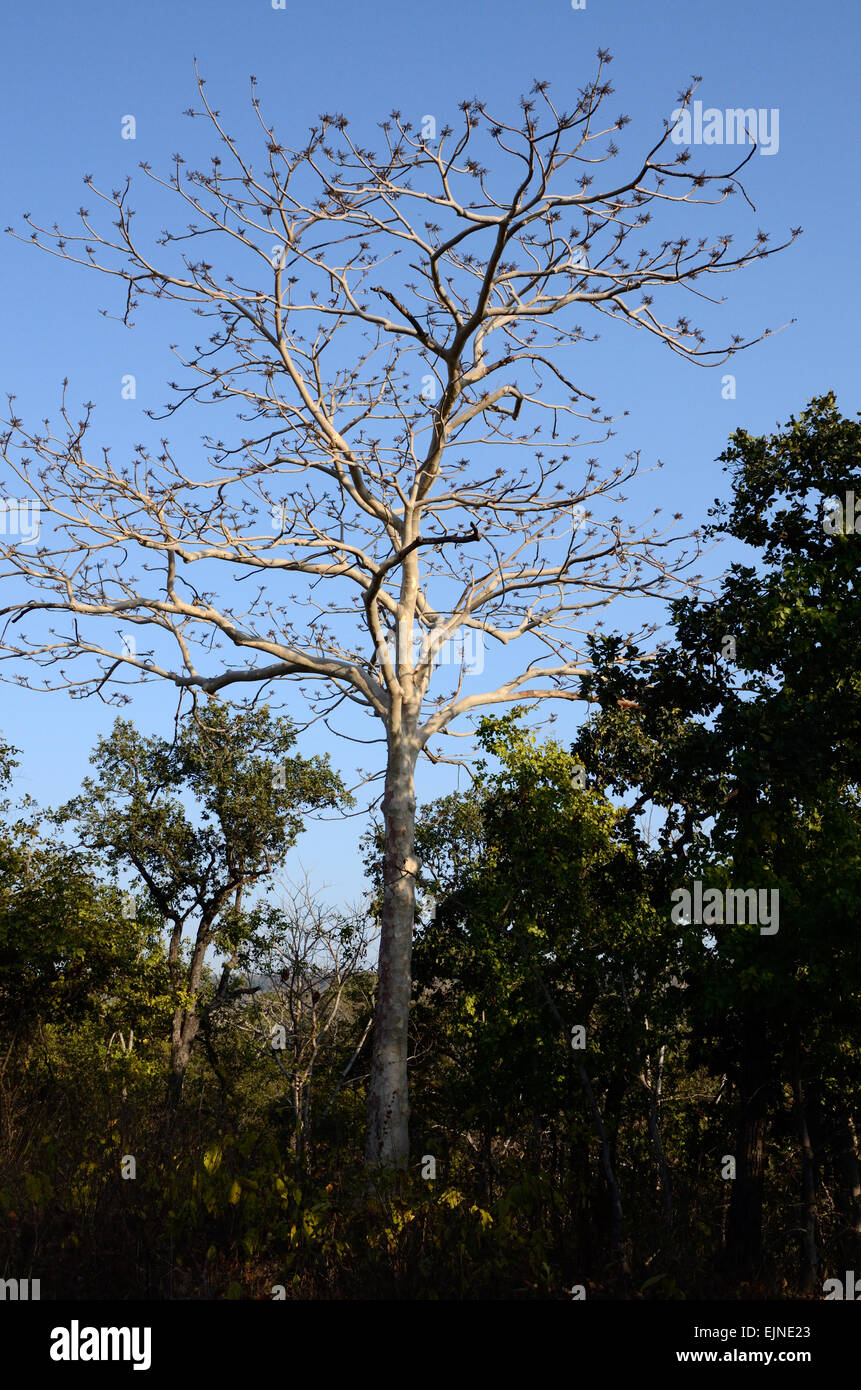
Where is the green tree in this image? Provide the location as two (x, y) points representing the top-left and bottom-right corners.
(576, 393), (861, 1287)
(57, 702), (349, 1102)
(402, 714), (678, 1273)
(0, 737), (167, 1045)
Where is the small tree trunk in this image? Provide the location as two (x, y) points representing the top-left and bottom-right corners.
(365, 731), (419, 1168)
(167, 926), (210, 1105)
(526, 960), (628, 1271)
(724, 1016), (770, 1281)
(604, 1067), (627, 1178)
(642, 1043), (673, 1228)
(292, 1077), (304, 1161)
(169, 1010), (200, 1104)
(574, 1060), (628, 1273)
(835, 1107), (861, 1265)
(792, 1070), (819, 1294)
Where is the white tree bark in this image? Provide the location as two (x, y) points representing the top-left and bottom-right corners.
(366, 730), (419, 1164)
(0, 57), (796, 1167)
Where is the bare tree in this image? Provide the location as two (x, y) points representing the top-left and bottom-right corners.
(238, 874), (377, 1167)
(0, 53), (797, 1165)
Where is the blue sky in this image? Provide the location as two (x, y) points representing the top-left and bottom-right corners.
(0, 0), (857, 904)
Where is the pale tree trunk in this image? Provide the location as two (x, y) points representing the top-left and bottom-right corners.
(365, 730), (419, 1168)
(292, 1078), (304, 1161)
(792, 1067), (819, 1293)
(167, 926), (211, 1106)
(642, 1042), (674, 1228)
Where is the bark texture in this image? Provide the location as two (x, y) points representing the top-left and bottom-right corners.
(365, 734), (419, 1167)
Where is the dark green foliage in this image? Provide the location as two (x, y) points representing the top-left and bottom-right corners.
(1, 397), (860, 1298)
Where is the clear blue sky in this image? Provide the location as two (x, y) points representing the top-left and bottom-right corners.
(0, 0), (857, 903)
